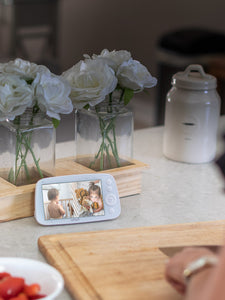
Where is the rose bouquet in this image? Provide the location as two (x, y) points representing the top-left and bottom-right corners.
(0, 58), (73, 185)
(62, 49), (157, 170)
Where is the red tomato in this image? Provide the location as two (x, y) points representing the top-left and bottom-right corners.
(9, 293), (28, 300)
(0, 277), (24, 299)
(0, 272), (47, 300)
(29, 295), (47, 299)
(23, 284), (40, 297)
(0, 272), (11, 280)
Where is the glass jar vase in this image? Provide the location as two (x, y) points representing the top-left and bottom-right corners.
(0, 111), (55, 186)
(75, 99), (133, 171)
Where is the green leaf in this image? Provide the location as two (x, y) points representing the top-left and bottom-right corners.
(52, 118), (60, 128)
(123, 88), (134, 105)
(26, 78), (33, 85)
(83, 104), (90, 110)
(13, 116), (21, 125)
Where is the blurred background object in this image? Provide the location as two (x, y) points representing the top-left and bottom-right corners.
(156, 28), (225, 124)
(1, 0), (225, 141)
(0, 0), (60, 72)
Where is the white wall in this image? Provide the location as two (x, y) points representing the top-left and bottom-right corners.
(58, 0), (225, 74)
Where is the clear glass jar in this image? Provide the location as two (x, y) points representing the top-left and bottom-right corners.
(0, 111), (55, 186)
(75, 99), (133, 171)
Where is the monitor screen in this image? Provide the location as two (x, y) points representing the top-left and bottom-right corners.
(42, 179), (104, 220)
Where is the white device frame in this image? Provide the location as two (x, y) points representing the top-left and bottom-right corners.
(35, 173), (121, 226)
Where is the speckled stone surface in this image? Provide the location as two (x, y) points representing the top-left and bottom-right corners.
(1, 117), (225, 300)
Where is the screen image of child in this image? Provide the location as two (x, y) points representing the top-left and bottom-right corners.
(88, 182), (104, 216)
(47, 188), (65, 219)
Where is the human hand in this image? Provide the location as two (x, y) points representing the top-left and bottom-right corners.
(164, 247), (217, 295)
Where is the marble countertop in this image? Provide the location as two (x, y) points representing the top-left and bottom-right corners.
(1, 117), (225, 300)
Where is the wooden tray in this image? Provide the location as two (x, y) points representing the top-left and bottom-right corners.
(0, 157), (147, 222)
(38, 220), (225, 300)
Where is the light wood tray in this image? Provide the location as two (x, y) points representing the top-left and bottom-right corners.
(0, 157), (147, 222)
(38, 220), (225, 300)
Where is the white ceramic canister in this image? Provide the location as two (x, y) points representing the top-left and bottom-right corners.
(163, 64), (221, 163)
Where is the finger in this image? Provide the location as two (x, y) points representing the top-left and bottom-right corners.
(164, 247), (215, 287)
(166, 276), (186, 294)
(164, 254), (186, 285)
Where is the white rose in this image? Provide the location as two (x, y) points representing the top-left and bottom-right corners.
(33, 73), (73, 120)
(62, 59), (118, 109)
(93, 49), (131, 71)
(0, 58), (50, 80)
(0, 74), (33, 121)
(117, 59), (157, 91)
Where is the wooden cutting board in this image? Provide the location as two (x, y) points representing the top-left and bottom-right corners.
(38, 220), (225, 300)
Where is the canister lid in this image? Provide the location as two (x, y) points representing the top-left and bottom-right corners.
(172, 64), (217, 90)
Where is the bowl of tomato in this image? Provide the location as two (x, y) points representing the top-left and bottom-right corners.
(0, 257), (64, 300)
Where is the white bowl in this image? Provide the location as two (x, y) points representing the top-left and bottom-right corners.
(0, 257), (64, 300)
